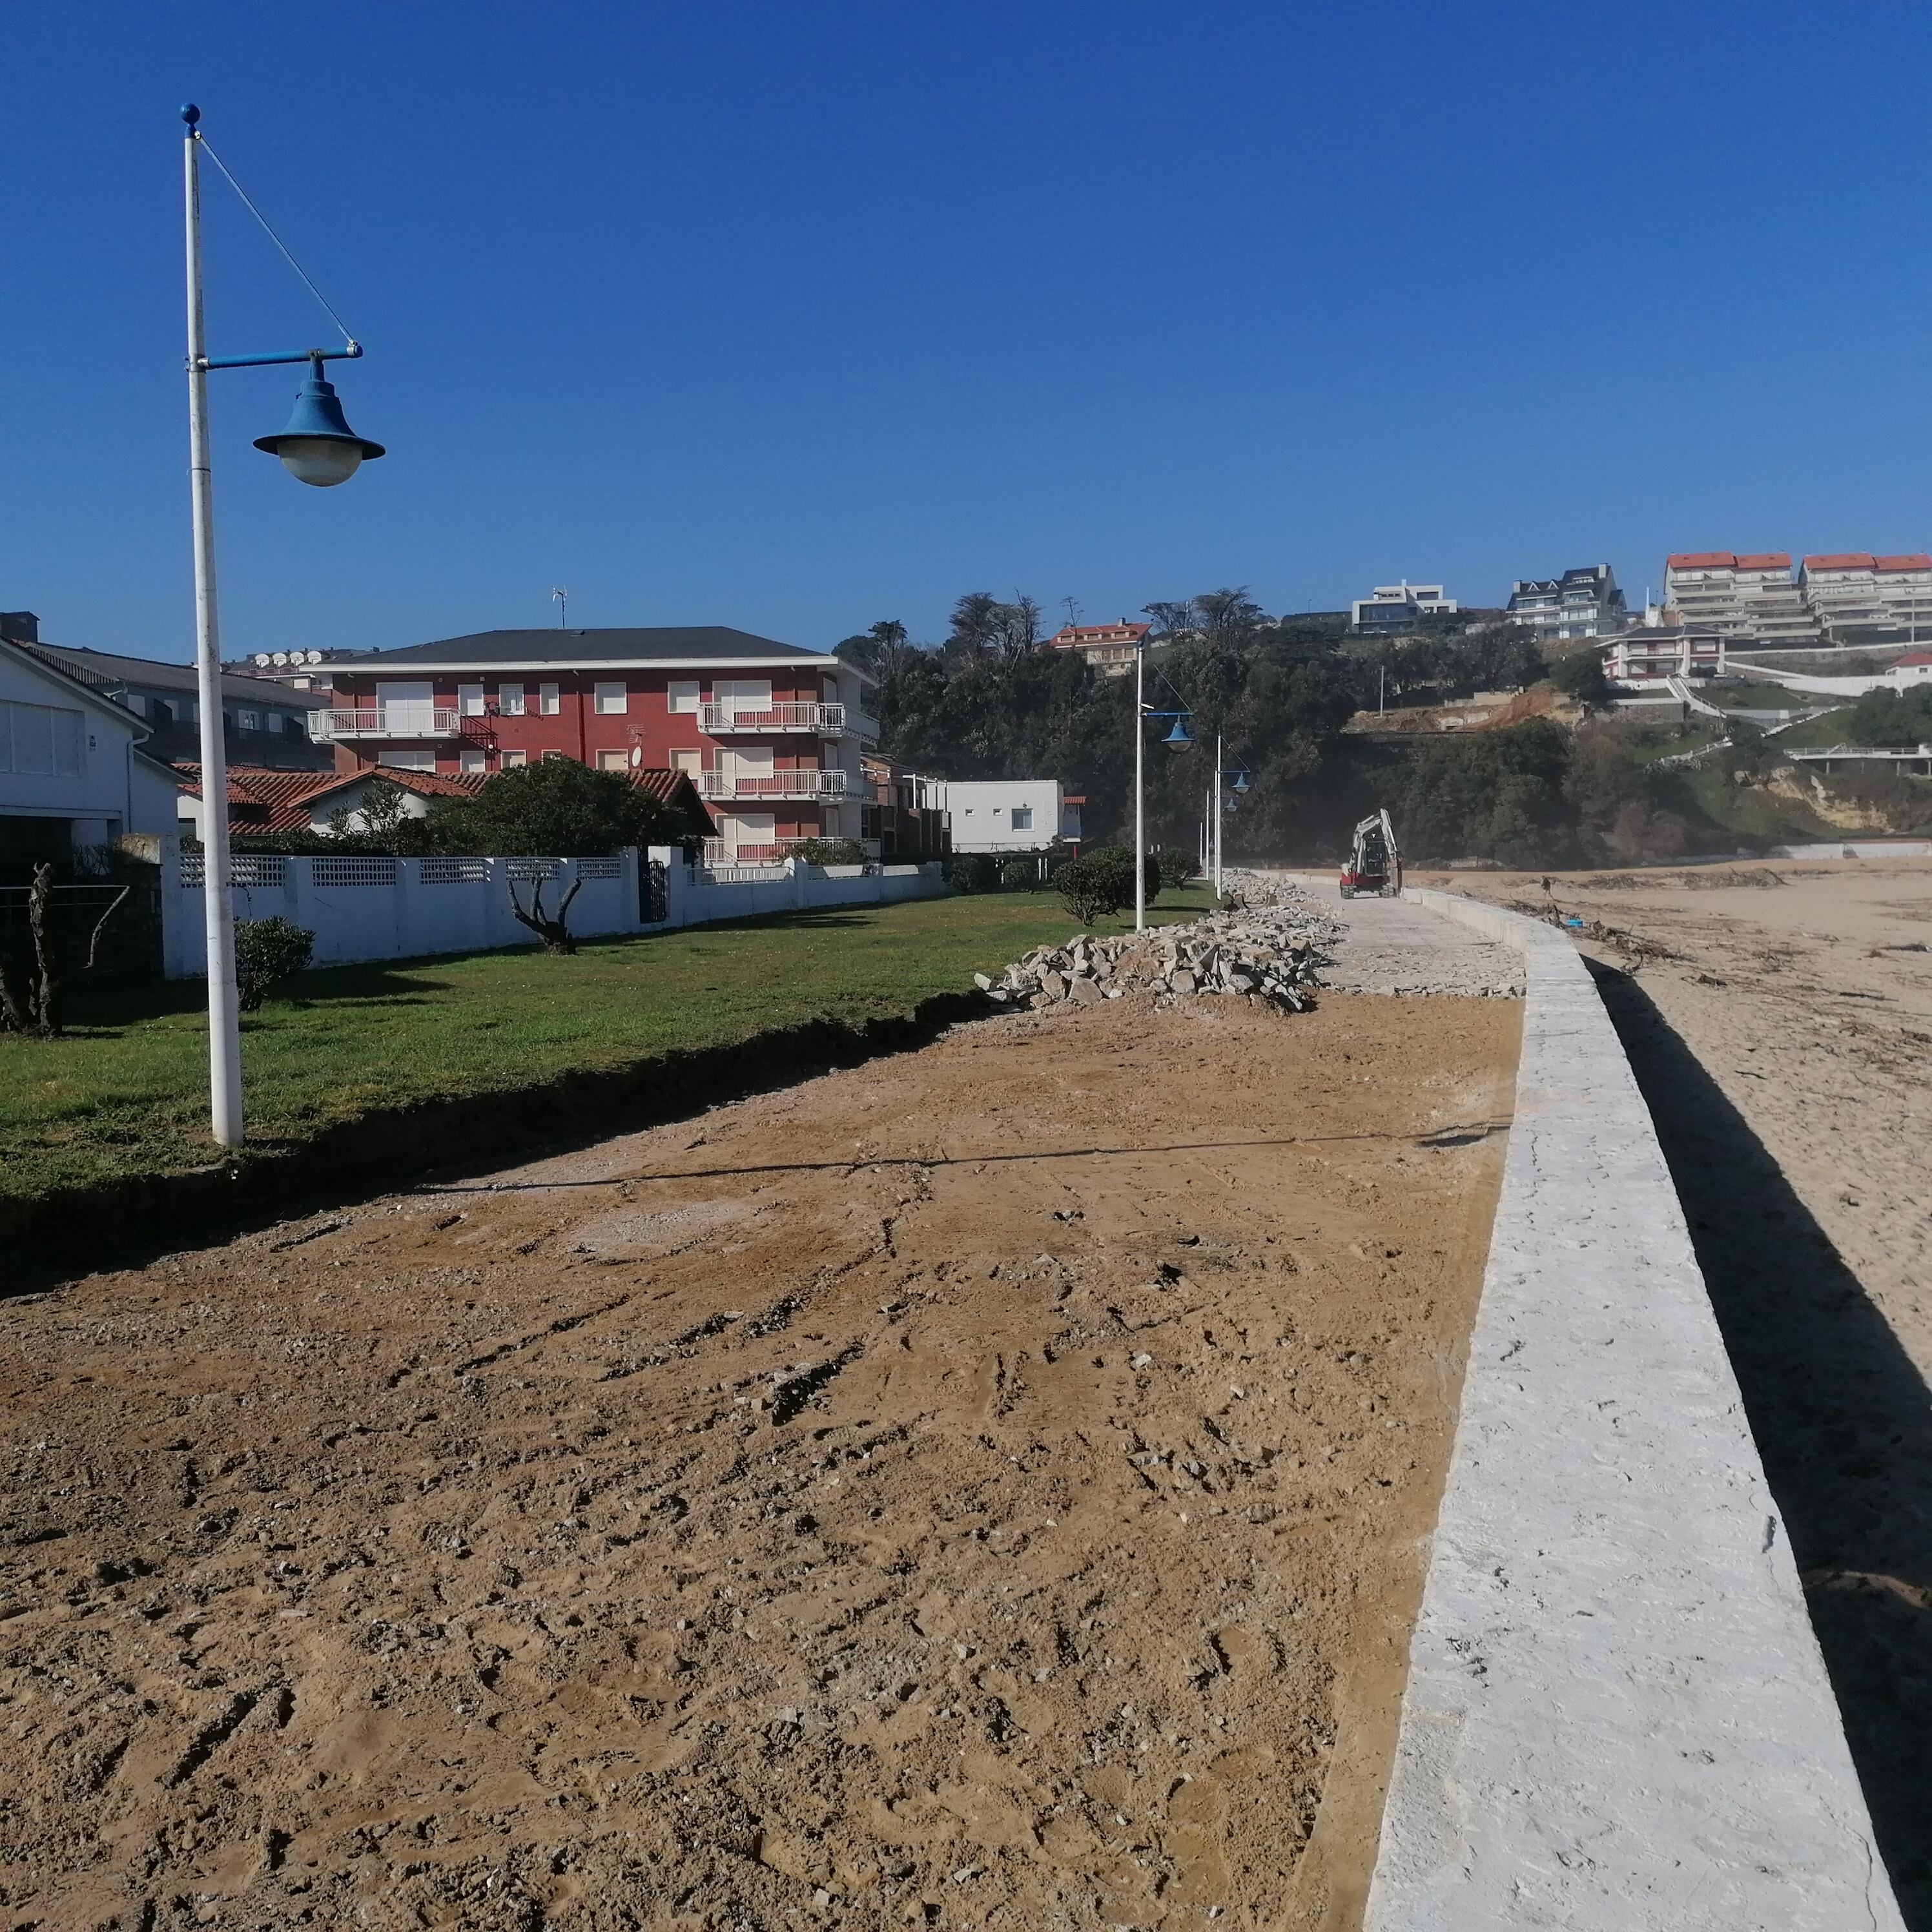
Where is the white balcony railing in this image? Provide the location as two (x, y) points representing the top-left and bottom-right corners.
(701, 839), (786, 868)
(696, 768), (850, 801)
(701, 701), (846, 735)
(311, 707), (463, 740)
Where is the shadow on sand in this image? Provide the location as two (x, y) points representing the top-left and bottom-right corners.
(1587, 958), (1932, 1925)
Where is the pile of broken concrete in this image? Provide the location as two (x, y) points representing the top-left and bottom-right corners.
(974, 877), (1346, 1014)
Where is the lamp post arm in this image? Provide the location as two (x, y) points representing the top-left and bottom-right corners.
(197, 344), (364, 371)
(184, 118), (244, 1146)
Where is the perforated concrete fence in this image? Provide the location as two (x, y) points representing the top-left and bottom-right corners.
(1363, 889), (1903, 1930)
(161, 845), (944, 976)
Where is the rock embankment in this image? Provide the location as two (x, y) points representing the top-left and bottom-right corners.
(974, 878), (1346, 1013)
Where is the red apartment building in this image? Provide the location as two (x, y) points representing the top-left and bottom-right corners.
(307, 627), (878, 862)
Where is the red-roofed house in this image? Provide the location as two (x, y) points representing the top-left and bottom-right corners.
(175, 762), (711, 844)
(1800, 552), (1932, 644)
(1889, 650), (1932, 690)
(1043, 621), (1149, 677)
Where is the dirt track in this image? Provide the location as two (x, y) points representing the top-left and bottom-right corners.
(0, 992), (1516, 1932)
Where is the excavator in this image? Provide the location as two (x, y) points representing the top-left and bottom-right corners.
(1339, 808), (1401, 899)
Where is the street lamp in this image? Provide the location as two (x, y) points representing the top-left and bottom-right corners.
(1211, 736), (1250, 896)
(1133, 633), (1193, 931)
(181, 103), (385, 1146)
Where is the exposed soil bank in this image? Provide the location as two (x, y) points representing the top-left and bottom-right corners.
(0, 991), (1516, 1931)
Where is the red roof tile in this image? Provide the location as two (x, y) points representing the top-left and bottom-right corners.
(1667, 552), (1735, 570)
(1875, 554), (1932, 573)
(1802, 553), (1875, 571)
(1895, 651), (1932, 666)
(1732, 553), (1791, 571)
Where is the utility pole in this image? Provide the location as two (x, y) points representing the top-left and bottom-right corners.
(1134, 641), (1146, 931)
(552, 586), (569, 629)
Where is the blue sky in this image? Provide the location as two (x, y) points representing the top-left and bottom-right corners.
(5, 0), (1931, 661)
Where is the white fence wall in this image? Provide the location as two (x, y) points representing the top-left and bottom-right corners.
(160, 844), (944, 978)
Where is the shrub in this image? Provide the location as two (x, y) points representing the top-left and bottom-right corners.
(785, 837), (867, 866)
(1152, 845), (1197, 889)
(998, 855), (1042, 890)
(233, 916), (314, 1011)
(947, 853), (1001, 894)
(1056, 845), (1161, 924)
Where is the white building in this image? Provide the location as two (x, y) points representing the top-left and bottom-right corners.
(925, 779), (1082, 854)
(1506, 564), (1627, 641)
(1603, 629), (1725, 684)
(1350, 582), (1458, 635)
(1663, 552), (1820, 645)
(1, 634), (183, 863)
(1889, 651), (1932, 690)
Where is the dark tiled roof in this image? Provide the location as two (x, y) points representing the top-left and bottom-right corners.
(326, 627), (833, 670)
(26, 642), (309, 707)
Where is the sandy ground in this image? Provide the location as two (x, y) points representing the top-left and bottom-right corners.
(1413, 858), (1932, 1924)
(0, 989), (1517, 1932)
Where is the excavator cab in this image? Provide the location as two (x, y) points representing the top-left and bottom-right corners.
(1340, 808), (1402, 899)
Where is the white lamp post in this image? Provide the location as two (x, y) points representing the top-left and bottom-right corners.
(181, 104), (384, 1145)
(1132, 634), (1193, 931)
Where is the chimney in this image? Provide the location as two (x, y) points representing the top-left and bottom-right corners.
(0, 611), (41, 644)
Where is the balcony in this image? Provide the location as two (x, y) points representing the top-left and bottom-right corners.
(697, 768), (850, 801)
(312, 707), (462, 741)
(701, 701), (846, 735)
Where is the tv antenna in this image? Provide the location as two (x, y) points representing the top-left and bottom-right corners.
(551, 586), (569, 629)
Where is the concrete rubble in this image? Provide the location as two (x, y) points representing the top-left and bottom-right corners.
(972, 874), (1346, 1014)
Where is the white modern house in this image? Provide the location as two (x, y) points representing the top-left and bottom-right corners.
(926, 779), (1082, 855)
(1603, 628), (1726, 684)
(0, 633), (183, 862)
(1350, 582), (1459, 635)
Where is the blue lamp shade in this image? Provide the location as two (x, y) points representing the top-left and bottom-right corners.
(1231, 770), (1250, 792)
(1162, 718), (1194, 752)
(254, 366), (385, 487)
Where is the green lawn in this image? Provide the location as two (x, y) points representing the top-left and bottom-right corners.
(1, 885), (1216, 1207)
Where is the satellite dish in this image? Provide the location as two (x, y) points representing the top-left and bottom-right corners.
(271, 652), (289, 666)
(628, 744), (644, 769)
(252, 653), (271, 666)
(305, 650), (324, 664)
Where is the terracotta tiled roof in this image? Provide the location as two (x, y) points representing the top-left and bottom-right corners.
(1803, 553), (1876, 571)
(630, 767), (715, 837)
(1895, 652), (1932, 667)
(1732, 553), (1791, 571)
(1874, 554), (1932, 573)
(174, 764), (343, 831)
(1667, 552), (1735, 570)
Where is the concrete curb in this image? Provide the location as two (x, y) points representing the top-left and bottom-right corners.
(1363, 887), (1902, 1929)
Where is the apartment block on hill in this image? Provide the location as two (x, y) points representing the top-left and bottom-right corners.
(1506, 564), (1627, 641)
(1663, 553), (1820, 646)
(309, 626), (876, 863)
(1798, 554), (1932, 645)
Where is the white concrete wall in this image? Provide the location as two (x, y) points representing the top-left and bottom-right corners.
(1364, 888), (1902, 1931)
(160, 846), (945, 976)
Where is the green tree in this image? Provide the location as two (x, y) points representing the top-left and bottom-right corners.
(1549, 648), (1612, 707)
(433, 760), (678, 856)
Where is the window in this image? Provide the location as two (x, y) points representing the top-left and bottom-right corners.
(597, 748), (632, 771)
(542, 749), (568, 761)
(239, 708), (260, 732)
(123, 693), (147, 717)
(539, 682), (560, 716)
(671, 748), (701, 775)
(498, 682), (526, 715)
(0, 701), (85, 776)
(667, 679), (699, 714)
(502, 748), (528, 767)
(594, 682), (628, 715)
(383, 746), (435, 772)
(459, 746), (487, 774)
(458, 683), (485, 717)
(1011, 807), (1033, 830)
